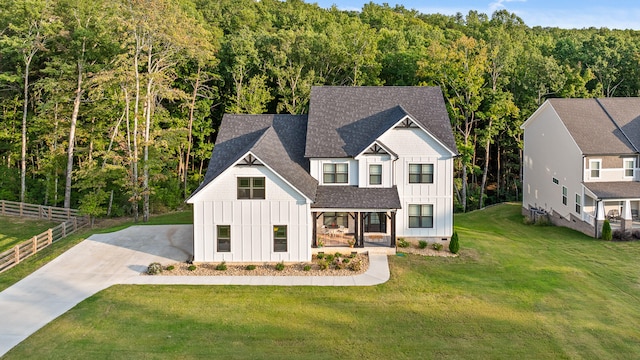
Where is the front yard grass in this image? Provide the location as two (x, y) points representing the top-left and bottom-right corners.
(4, 203), (640, 359)
(0, 216), (60, 253)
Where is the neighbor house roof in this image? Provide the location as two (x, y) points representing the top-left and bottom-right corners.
(583, 181), (640, 200)
(547, 98), (640, 155)
(190, 114), (318, 200)
(311, 186), (402, 210)
(305, 86), (458, 158)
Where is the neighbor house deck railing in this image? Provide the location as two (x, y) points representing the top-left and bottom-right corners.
(0, 200), (90, 273)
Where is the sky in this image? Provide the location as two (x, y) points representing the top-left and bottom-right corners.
(311, 0), (640, 30)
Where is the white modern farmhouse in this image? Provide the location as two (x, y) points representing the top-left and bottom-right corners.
(521, 98), (640, 237)
(187, 86), (458, 262)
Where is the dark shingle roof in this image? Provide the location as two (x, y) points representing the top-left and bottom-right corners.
(190, 114), (317, 200)
(584, 181), (640, 199)
(548, 98), (640, 155)
(305, 86), (457, 158)
(311, 186), (401, 209)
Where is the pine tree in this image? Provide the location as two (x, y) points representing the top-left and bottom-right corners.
(449, 231), (460, 254)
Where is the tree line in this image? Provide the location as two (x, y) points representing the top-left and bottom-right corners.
(1, 0), (639, 219)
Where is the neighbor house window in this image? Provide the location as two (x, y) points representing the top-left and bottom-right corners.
(369, 164), (382, 185)
(323, 212), (348, 227)
(624, 158), (635, 177)
(590, 160), (601, 178)
(562, 186), (567, 205)
(408, 204), (433, 228)
(409, 164), (434, 183)
(552, 177), (559, 185)
(217, 225), (231, 252)
(323, 163), (348, 184)
(273, 225), (287, 252)
(575, 194), (581, 214)
(237, 177), (265, 199)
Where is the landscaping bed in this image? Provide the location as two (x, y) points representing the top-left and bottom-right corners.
(152, 252), (369, 276)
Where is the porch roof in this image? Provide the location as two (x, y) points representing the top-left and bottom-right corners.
(583, 181), (640, 200)
(311, 186), (401, 210)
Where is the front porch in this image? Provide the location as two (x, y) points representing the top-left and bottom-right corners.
(311, 210), (397, 248)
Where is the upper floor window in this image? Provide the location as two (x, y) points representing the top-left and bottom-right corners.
(589, 160), (601, 178)
(369, 164), (382, 185)
(237, 177), (265, 199)
(323, 163), (348, 184)
(624, 158), (635, 177)
(409, 164), (434, 184)
(408, 204), (433, 228)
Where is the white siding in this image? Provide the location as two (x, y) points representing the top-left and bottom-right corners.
(357, 154), (393, 187)
(191, 165), (311, 263)
(522, 104), (584, 220)
(380, 128), (455, 238)
(309, 158), (359, 185)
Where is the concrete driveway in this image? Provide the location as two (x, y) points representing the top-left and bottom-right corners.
(0, 225), (194, 357)
(0, 224), (389, 357)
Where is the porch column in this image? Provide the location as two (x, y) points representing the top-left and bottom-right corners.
(595, 201), (605, 238)
(622, 200), (632, 231)
(354, 212), (360, 247)
(390, 210), (396, 247)
(312, 211), (318, 248)
(359, 212), (365, 248)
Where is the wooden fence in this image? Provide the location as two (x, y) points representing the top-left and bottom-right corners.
(0, 202), (90, 274)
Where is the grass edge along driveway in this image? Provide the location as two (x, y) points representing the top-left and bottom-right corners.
(4, 203), (640, 359)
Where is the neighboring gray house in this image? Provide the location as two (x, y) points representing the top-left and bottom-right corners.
(521, 98), (640, 237)
(187, 86), (458, 263)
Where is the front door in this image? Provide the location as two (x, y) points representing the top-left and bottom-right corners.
(364, 212), (386, 233)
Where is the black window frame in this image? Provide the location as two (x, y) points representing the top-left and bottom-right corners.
(217, 225), (231, 252)
(323, 163), (348, 184)
(323, 212), (348, 227)
(273, 225), (287, 252)
(409, 164), (434, 184)
(237, 177), (265, 199)
(575, 194), (581, 214)
(408, 204), (434, 228)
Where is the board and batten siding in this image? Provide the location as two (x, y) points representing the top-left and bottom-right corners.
(191, 165), (311, 263)
(522, 103), (583, 220)
(380, 127), (455, 238)
(357, 154), (393, 187)
(309, 158), (359, 186)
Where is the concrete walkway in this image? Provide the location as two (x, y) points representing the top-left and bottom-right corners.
(0, 225), (390, 356)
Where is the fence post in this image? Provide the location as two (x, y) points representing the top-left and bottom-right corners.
(73, 217), (78, 231)
(62, 222), (66, 238)
(32, 236), (37, 254)
(1, 200), (4, 215)
(19, 202), (23, 216)
(14, 245), (19, 265)
(48, 228), (53, 245)
(48, 207), (52, 220)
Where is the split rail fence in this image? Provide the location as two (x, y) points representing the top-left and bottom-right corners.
(0, 200), (90, 273)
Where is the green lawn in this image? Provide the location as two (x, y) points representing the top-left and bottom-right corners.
(4, 203), (640, 359)
(0, 216), (60, 253)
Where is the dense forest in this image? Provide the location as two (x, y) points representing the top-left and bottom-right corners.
(1, 0), (640, 220)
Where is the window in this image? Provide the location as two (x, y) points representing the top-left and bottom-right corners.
(237, 177), (265, 199)
(590, 160), (601, 178)
(408, 204), (433, 228)
(273, 225), (287, 252)
(552, 177), (559, 185)
(369, 164), (382, 185)
(409, 164), (434, 183)
(217, 225), (231, 252)
(323, 212), (348, 227)
(323, 163), (348, 184)
(562, 186), (567, 205)
(624, 158), (635, 177)
(575, 194), (581, 214)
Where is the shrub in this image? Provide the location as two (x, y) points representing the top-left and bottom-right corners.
(325, 254), (335, 262)
(245, 264), (256, 271)
(613, 229), (633, 241)
(215, 261), (227, 271)
(449, 232), (460, 254)
(187, 265), (197, 271)
(316, 253), (325, 259)
(318, 259), (329, 270)
(303, 265), (311, 271)
(275, 261), (285, 271)
(165, 265), (175, 271)
(348, 259), (362, 271)
(397, 238), (410, 248)
(418, 240), (428, 249)
(633, 230), (640, 239)
(333, 258), (345, 269)
(432, 243), (443, 251)
(147, 262), (162, 275)
(343, 258), (350, 264)
(334, 252), (342, 258)
(601, 220), (612, 241)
